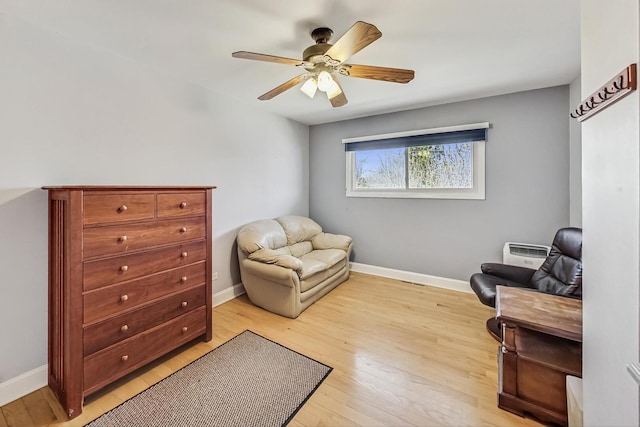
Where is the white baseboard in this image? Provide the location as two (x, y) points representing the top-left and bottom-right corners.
(350, 262), (472, 294)
(1, 270), (462, 407)
(0, 364), (47, 407)
(213, 282), (245, 307)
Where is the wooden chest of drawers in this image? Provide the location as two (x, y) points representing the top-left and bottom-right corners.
(42, 186), (215, 419)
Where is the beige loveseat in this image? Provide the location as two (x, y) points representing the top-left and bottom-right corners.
(237, 215), (353, 318)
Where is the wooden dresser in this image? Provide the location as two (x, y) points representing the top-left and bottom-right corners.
(496, 285), (582, 426)
(42, 186), (215, 419)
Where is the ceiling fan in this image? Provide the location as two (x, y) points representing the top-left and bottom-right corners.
(232, 21), (415, 108)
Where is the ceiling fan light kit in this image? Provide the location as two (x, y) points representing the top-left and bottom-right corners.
(325, 80), (342, 99)
(232, 21), (415, 108)
(300, 78), (318, 98)
(317, 71), (334, 92)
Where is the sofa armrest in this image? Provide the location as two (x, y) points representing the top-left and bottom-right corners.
(248, 248), (303, 271)
(480, 262), (536, 284)
(311, 232), (352, 251)
(240, 258), (297, 287)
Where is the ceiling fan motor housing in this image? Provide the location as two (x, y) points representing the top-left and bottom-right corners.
(311, 27), (333, 43)
(303, 27), (334, 62)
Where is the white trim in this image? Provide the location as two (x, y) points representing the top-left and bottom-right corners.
(212, 282), (245, 307)
(342, 122), (490, 144)
(0, 364), (47, 407)
(350, 262), (472, 294)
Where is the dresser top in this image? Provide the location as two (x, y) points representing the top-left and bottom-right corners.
(496, 285), (582, 342)
(42, 185), (217, 190)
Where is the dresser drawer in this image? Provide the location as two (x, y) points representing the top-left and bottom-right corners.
(83, 286), (205, 356)
(83, 307), (206, 395)
(83, 193), (155, 225)
(83, 240), (207, 291)
(83, 217), (206, 259)
(83, 262), (206, 324)
(157, 192), (206, 218)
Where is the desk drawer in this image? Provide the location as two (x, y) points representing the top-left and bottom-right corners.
(83, 217), (206, 259)
(83, 307), (206, 395)
(157, 192), (206, 218)
(83, 193), (155, 225)
(83, 262), (206, 324)
(83, 240), (206, 291)
(83, 286), (205, 356)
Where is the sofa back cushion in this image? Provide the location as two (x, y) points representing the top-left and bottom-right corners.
(237, 219), (287, 254)
(276, 216), (322, 245)
(289, 241), (313, 258)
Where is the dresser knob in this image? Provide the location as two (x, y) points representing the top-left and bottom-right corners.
(117, 235), (128, 243)
(181, 327), (188, 333)
(120, 265), (129, 272)
(181, 251), (188, 258)
(181, 301), (188, 307)
(121, 324), (129, 332)
(117, 205), (128, 213)
(180, 276), (188, 283)
(121, 355), (129, 362)
(120, 294), (129, 302)
(179, 227), (187, 233)
(179, 202), (187, 209)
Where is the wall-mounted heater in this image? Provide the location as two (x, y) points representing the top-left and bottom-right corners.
(502, 242), (551, 269)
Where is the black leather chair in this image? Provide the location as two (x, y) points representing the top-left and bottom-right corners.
(470, 227), (583, 340)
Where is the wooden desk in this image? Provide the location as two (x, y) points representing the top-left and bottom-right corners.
(496, 286), (582, 426)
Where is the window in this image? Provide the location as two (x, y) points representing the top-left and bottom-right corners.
(344, 123), (488, 199)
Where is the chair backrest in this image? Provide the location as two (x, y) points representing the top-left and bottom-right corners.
(530, 227), (582, 298)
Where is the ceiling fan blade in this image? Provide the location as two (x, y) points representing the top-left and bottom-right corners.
(232, 51), (303, 66)
(257, 74), (308, 100)
(329, 77), (348, 108)
(324, 21), (382, 64)
(344, 64), (415, 84)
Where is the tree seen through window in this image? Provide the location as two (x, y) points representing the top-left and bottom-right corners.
(354, 142), (472, 190)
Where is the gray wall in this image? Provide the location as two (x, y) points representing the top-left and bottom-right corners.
(0, 14), (308, 382)
(309, 86), (570, 281)
(581, 1), (639, 425)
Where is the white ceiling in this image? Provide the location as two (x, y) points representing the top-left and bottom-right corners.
(0, 0), (580, 125)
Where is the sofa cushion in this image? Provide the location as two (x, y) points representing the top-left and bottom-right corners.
(248, 248), (303, 271)
(298, 249), (347, 292)
(300, 252), (348, 293)
(299, 258), (327, 280)
(301, 249), (346, 271)
(289, 241), (313, 258)
(276, 216), (322, 245)
(300, 262), (347, 296)
(237, 219), (287, 254)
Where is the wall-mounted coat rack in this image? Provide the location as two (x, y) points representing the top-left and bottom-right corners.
(570, 63), (637, 122)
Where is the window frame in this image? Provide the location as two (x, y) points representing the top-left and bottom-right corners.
(344, 123), (488, 200)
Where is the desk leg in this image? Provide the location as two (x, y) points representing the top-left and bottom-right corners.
(498, 346), (523, 414)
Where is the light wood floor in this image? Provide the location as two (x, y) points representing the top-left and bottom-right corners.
(1, 272), (541, 426)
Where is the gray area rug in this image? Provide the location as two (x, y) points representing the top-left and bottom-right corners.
(85, 330), (332, 427)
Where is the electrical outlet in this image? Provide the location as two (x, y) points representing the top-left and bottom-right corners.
(212, 272), (218, 281)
